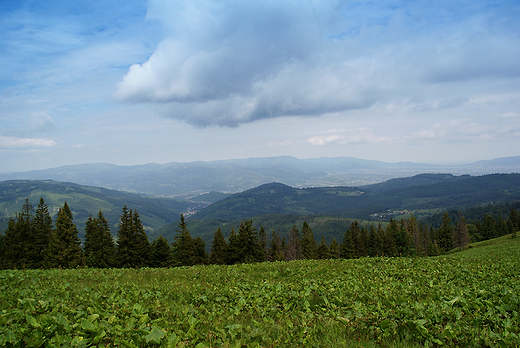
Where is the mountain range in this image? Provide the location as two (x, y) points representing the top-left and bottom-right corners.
(1, 155), (519, 197)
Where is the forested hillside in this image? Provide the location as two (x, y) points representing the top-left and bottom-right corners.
(0, 180), (194, 235)
(1, 195), (518, 270)
(193, 173), (520, 221)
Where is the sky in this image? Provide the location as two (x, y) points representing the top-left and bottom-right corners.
(1, 0), (519, 172)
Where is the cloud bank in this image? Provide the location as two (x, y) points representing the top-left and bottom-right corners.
(115, 0), (520, 127)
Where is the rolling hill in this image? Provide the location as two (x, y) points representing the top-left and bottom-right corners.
(150, 173), (520, 246)
(192, 173), (520, 221)
(0, 180), (196, 237)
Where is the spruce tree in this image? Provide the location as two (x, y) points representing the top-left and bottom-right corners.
(340, 222), (358, 259)
(32, 197), (53, 268)
(480, 215), (496, 241)
(132, 210), (151, 267)
(496, 217), (509, 237)
(453, 211), (470, 251)
(150, 236), (172, 268)
(1, 199), (35, 269)
(116, 206), (133, 268)
(48, 202), (84, 268)
(209, 227), (227, 265)
(285, 224), (303, 261)
(356, 225), (368, 257)
(2, 218), (18, 269)
(316, 236), (331, 259)
(367, 224), (377, 257)
(84, 211), (115, 268)
(190, 236), (207, 265)
(236, 220), (263, 263)
(226, 228), (241, 264)
(171, 214), (194, 267)
(509, 208), (519, 231)
(383, 224), (397, 257)
(407, 215), (420, 256)
(0, 233), (5, 269)
(17, 198), (34, 268)
(329, 238), (339, 259)
(268, 230), (283, 261)
(116, 207), (150, 268)
(258, 226), (268, 261)
(437, 212), (454, 253)
(300, 221), (317, 260)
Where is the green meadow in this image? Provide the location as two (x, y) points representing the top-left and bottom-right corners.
(1, 235), (519, 347)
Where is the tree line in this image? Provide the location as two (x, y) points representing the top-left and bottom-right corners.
(1, 197), (518, 269)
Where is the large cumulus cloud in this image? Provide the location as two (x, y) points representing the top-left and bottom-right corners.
(115, 0), (520, 127)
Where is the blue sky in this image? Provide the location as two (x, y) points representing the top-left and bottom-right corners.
(1, 0), (519, 172)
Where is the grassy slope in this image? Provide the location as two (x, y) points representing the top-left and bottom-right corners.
(1, 234), (518, 347)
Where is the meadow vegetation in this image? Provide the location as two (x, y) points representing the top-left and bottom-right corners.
(1, 235), (519, 347)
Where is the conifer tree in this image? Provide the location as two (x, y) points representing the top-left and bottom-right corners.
(132, 210), (151, 267)
(340, 222), (358, 259)
(2, 199), (34, 269)
(300, 221), (317, 259)
(190, 236), (208, 265)
(329, 238), (339, 259)
(437, 212), (454, 253)
(316, 236), (331, 259)
(150, 236), (171, 268)
(171, 214), (194, 267)
(453, 211), (470, 251)
(496, 217), (509, 237)
(32, 197), (53, 268)
(209, 227), (227, 265)
(48, 202), (84, 268)
(509, 208), (519, 231)
(84, 211), (116, 268)
(2, 218), (18, 269)
(0, 233), (5, 269)
(236, 220), (263, 263)
(383, 224), (397, 257)
(371, 224), (385, 257)
(481, 214), (497, 241)
(366, 224), (376, 257)
(285, 224), (303, 261)
(116, 206), (133, 268)
(356, 225), (368, 257)
(258, 226), (269, 261)
(226, 228), (240, 264)
(407, 215), (420, 256)
(268, 230), (284, 261)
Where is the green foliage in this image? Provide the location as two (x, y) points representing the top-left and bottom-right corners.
(300, 221), (317, 259)
(116, 206), (150, 268)
(47, 202), (84, 268)
(436, 212), (454, 253)
(84, 211), (116, 268)
(0, 180), (194, 236)
(1, 236), (519, 347)
(150, 236), (171, 268)
(194, 174), (520, 221)
(209, 227), (227, 265)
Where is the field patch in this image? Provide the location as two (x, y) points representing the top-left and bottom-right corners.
(1, 236), (519, 347)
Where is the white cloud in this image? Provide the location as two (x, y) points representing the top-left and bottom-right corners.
(0, 136), (57, 149)
(115, 0), (520, 128)
(307, 128), (389, 146)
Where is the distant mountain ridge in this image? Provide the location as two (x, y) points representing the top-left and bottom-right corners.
(192, 173), (520, 221)
(1, 155), (519, 197)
